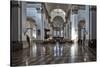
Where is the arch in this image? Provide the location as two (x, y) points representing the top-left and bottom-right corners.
(26, 17), (37, 39)
(50, 9), (66, 22)
(53, 16), (64, 28)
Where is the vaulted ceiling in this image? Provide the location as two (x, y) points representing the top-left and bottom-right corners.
(44, 3), (72, 17)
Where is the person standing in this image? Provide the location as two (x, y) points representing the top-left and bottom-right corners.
(26, 35), (30, 48)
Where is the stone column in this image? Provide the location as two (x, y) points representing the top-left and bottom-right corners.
(89, 6), (96, 49)
(90, 6), (96, 41)
(85, 6), (89, 41)
(11, 1), (23, 51)
(70, 7), (78, 41)
(21, 1), (27, 48)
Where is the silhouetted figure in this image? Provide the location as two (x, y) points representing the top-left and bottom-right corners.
(81, 28), (87, 46)
(26, 35), (30, 48)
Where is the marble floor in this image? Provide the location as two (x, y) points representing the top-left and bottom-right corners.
(11, 42), (96, 66)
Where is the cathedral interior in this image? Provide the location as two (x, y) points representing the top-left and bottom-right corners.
(10, 1), (96, 66)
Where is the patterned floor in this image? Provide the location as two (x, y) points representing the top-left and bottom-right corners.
(11, 42), (96, 66)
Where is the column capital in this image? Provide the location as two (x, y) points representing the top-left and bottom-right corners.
(71, 6), (78, 14)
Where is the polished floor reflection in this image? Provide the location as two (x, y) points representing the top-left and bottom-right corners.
(11, 42), (96, 66)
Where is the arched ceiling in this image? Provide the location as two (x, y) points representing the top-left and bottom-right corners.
(44, 3), (72, 17)
(50, 9), (66, 22)
(52, 16), (64, 30)
(53, 16), (64, 27)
